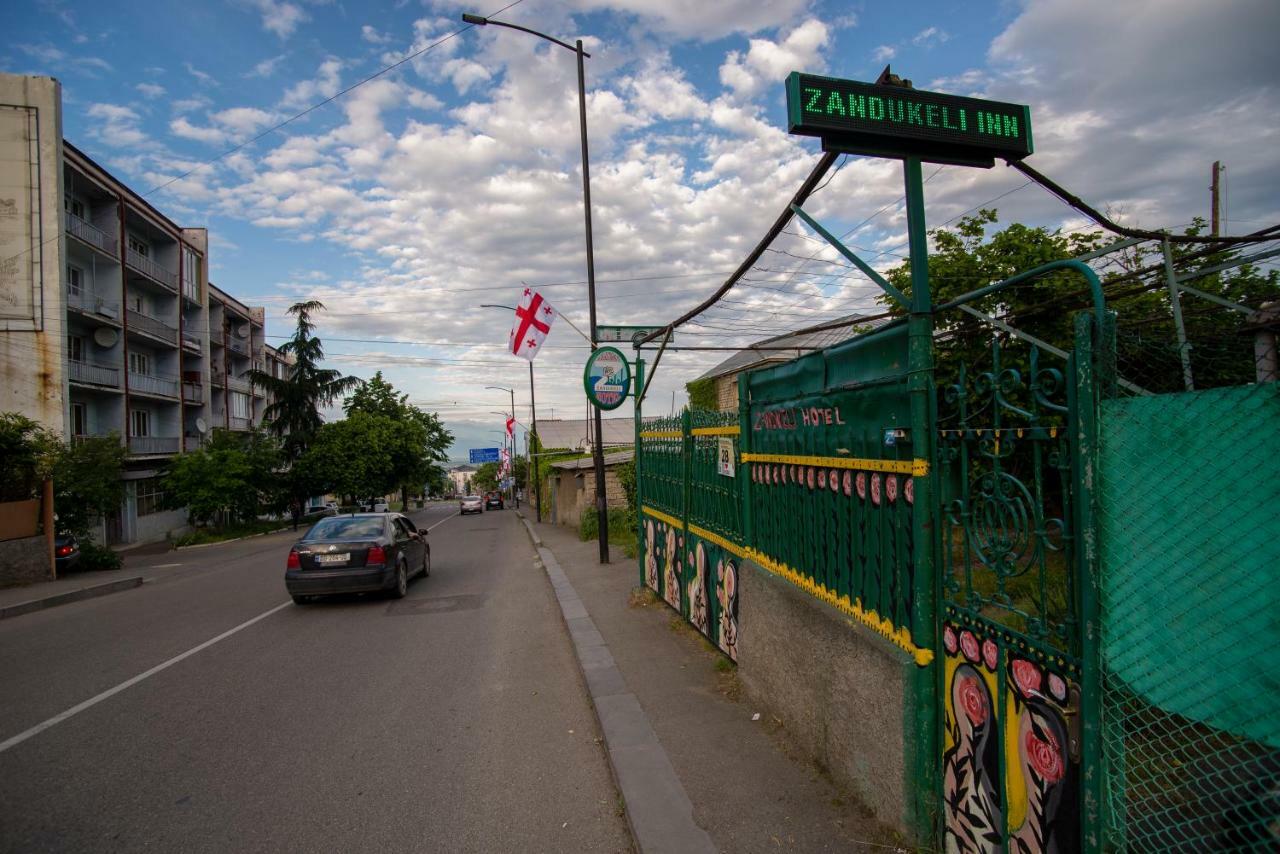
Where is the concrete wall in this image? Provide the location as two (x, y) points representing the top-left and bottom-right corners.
(737, 558), (915, 837)
(0, 74), (66, 433)
(134, 507), (189, 544)
(0, 535), (53, 587)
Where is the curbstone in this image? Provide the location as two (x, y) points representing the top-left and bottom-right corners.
(0, 576), (144, 620)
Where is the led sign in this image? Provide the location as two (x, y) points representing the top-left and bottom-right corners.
(785, 72), (1032, 166)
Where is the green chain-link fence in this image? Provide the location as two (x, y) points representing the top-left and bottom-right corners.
(1097, 296), (1280, 851)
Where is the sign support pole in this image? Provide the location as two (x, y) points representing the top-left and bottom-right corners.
(903, 156), (941, 842)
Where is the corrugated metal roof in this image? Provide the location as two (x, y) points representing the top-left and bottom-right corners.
(550, 450), (634, 470)
(695, 314), (879, 381)
(534, 417), (656, 451)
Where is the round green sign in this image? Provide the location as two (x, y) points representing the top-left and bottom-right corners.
(584, 346), (631, 410)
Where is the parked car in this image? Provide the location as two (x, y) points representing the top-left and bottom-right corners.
(285, 513), (429, 604)
(54, 533), (80, 573)
(359, 498), (390, 512)
(484, 491), (504, 510)
(459, 495), (483, 515)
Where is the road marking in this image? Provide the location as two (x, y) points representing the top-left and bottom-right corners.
(0, 600), (293, 755)
(424, 513), (456, 532)
(150, 563), (182, 568)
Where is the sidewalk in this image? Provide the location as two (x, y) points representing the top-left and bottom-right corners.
(0, 564), (148, 620)
(520, 513), (904, 853)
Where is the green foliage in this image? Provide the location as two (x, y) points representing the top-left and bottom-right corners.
(342, 371), (454, 499)
(0, 412), (59, 501)
(616, 459), (637, 513)
(578, 507), (638, 558)
(172, 515), (299, 547)
(163, 429), (284, 526)
(685, 377), (718, 410)
(78, 541), (122, 571)
(52, 434), (126, 538)
(298, 411), (423, 501)
(471, 461), (500, 493)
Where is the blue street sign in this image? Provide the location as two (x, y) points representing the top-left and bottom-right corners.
(469, 447), (501, 464)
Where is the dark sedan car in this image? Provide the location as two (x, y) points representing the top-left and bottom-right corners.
(484, 491), (504, 510)
(285, 513), (429, 604)
(55, 534), (80, 573)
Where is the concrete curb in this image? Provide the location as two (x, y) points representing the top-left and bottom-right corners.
(0, 576), (145, 620)
(516, 512), (716, 854)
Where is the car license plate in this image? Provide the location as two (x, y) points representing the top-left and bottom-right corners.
(315, 554), (348, 565)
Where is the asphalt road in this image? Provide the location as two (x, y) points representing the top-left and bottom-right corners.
(0, 505), (631, 853)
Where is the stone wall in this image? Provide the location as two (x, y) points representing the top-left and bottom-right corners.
(737, 558), (916, 837)
(715, 375), (738, 412)
(553, 466), (627, 529)
(0, 535), (53, 587)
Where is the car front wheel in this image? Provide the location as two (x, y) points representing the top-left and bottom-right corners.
(422, 548), (430, 578)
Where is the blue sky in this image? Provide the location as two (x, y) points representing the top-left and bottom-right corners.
(6, 0), (1278, 458)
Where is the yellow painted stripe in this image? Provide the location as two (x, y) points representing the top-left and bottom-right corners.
(690, 426), (740, 437)
(639, 430), (683, 439)
(640, 505), (685, 530)
(638, 505), (933, 667)
(741, 453), (928, 477)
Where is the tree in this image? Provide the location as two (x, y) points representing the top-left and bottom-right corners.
(0, 412), (59, 501)
(686, 377), (718, 410)
(343, 371), (454, 505)
(297, 411), (415, 501)
(246, 300), (359, 513)
(52, 435), (126, 538)
(163, 430), (283, 526)
(471, 461), (500, 493)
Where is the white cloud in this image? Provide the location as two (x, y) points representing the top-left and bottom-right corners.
(248, 54), (288, 78)
(248, 0), (308, 39)
(172, 95), (212, 113)
(213, 106), (277, 135)
(573, 0), (811, 40)
(170, 116), (228, 146)
(361, 24), (393, 44)
(720, 19), (830, 100)
(912, 26), (949, 48)
(279, 57), (342, 109)
(87, 103), (148, 147)
(136, 82), (166, 99)
(872, 45), (896, 63)
(184, 62), (217, 85)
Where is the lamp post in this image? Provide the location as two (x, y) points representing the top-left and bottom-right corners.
(464, 12), (608, 562)
(486, 385), (518, 508)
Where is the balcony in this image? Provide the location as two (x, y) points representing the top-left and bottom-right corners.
(128, 436), (180, 456)
(128, 372), (180, 398)
(127, 309), (178, 345)
(229, 416), (252, 431)
(66, 212), (117, 255)
(68, 359), (122, 389)
(126, 248), (178, 291)
(181, 329), (202, 353)
(227, 375), (252, 393)
(228, 336), (249, 355)
(73, 433), (118, 447)
(66, 287), (121, 322)
(182, 382), (203, 404)
(210, 365), (225, 386)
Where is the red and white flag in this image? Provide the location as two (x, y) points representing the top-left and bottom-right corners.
(508, 288), (556, 361)
(505, 417), (515, 438)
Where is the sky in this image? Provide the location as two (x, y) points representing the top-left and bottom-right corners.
(6, 0), (1278, 460)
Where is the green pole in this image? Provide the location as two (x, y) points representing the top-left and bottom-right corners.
(635, 357), (645, 587)
(903, 156), (940, 843)
(737, 372), (752, 549)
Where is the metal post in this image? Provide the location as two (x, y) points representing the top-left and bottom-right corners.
(508, 386), (519, 509)
(1162, 238), (1195, 391)
(1211, 160), (1221, 237)
(576, 37), (608, 564)
(529, 361), (541, 522)
(634, 357), (644, 586)
(902, 156), (940, 841)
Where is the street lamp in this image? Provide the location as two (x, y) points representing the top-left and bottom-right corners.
(464, 12), (609, 563)
(486, 385), (518, 509)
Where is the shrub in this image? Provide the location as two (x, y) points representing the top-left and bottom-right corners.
(78, 541), (122, 572)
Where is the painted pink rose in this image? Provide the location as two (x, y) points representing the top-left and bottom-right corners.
(943, 625), (958, 655)
(842, 471), (852, 496)
(807, 467), (816, 490)
(817, 469), (827, 489)
(871, 473), (882, 506)
(1049, 673), (1068, 703)
(856, 472), (867, 499)
(886, 475), (898, 503)
(959, 676), (987, 725)
(1025, 728), (1065, 783)
(829, 469), (840, 492)
(905, 477), (914, 505)
(752, 465), (759, 483)
(1012, 659), (1043, 698)
(960, 630), (980, 663)
(982, 638), (998, 671)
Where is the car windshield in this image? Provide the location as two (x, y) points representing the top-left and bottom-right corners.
(305, 517), (385, 540)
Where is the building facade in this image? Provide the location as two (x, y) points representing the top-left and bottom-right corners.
(0, 73), (291, 545)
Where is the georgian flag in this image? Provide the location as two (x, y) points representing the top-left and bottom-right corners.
(508, 288), (556, 361)
(506, 417), (515, 439)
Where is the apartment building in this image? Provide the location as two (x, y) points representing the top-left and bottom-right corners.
(0, 73), (292, 545)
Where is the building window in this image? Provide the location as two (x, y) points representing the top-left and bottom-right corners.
(66, 264), (84, 296)
(136, 478), (165, 516)
(129, 351), (150, 375)
(130, 409), (150, 437)
(230, 391), (250, 419)
(71, 403), (87, 437)
(129, 292), (146, 314)
(128, 235), (149, 257)
(64, 195), (85, 219)
(68, 335), (84, 363)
